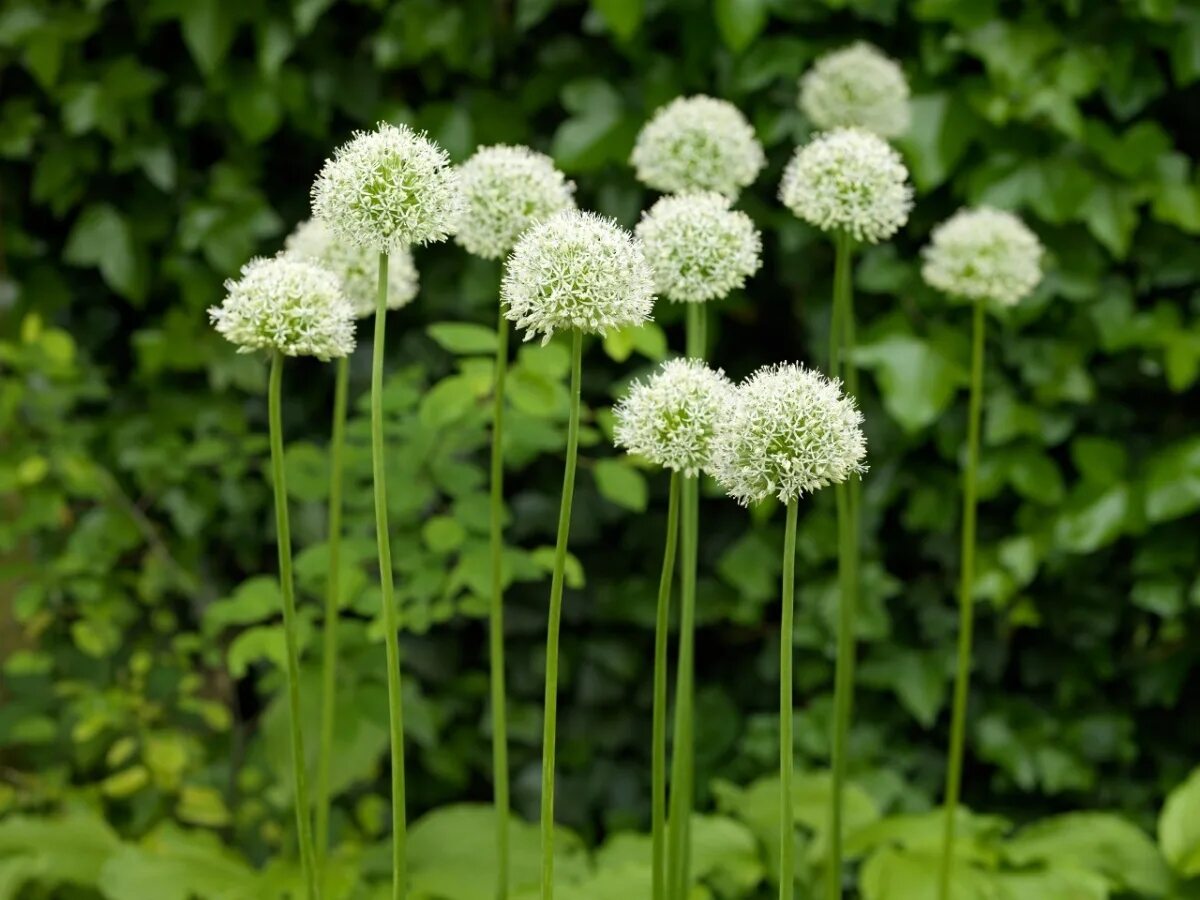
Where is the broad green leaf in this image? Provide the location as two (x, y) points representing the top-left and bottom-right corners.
(855, 334), (967, 433)
(181, 0), (237, 77)
(1053, 484), (1130, 554)
(63, 204), (145, 301)
(428, 322), (498, 355)
(593, 458), (647, 512)
(899, 93), (981, 191)
(1160, 767), (1200, 877)
(283, 441), (329, 502)
(98, 826), (254, 900)
(1143, 437), (1200, 523)
(590, 0), (642, 41)
(714, 0), (768, 53)
(0, 809), (119, 893)
(859, 845), (995, 900)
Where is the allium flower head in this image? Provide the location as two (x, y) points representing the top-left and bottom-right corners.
(613, 358), (734, 477)
(501, 210), (655, 345)
(921, 207), (1044, 307)
(630, 95), (765, 199)
(711, 363), (866, 506)
(311, 121), (461, 253)
(454, 145), (575, 260)
(284, 219), (418, 318)
(799, 42), (911, 139)
(779, 128), (913, 243)
(636, 192), (762, 304)
(209, 256), (356, 361)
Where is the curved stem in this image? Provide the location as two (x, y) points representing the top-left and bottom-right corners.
(652, 472), (681, 900)
(779, 500), (799, 900)
(540, 330), (584, 900)
(316, 355), (348, 876)
(268, 352), (319, 900)
(489, 312), (512, 900)
(373, 253), (408, 900)
(938, 300), (985, 900)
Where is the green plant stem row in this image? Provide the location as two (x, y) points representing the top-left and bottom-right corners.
(652, 473), (681, 900)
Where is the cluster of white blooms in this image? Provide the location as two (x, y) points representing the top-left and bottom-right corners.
(630, 95), (765, 199)
(613, 358), (733, 476)
(284, 219), (419, 318)
(779, 128), (912, 243)
(453, 145), (576, 260)
(501, 210), (655, 344)
(311, 122), (461, 253)
(209, 256), (356, 360)
(711, 363), (866, 506)
(799, 42), (911, 138)
(922, 207), (1044, 307)
(635, 192), (762, 304)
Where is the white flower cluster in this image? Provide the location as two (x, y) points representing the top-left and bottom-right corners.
(799, 42), (911, 139)
(635, 192), (762, 304)
(311, 122), (461, 253)
(922, 207), (1044, 307)
(630, 95), (765, 199)
(284, 219), (419, 318)
(711, 363), (866, 506)
(209, 256), (356, 361)
(501, 210), (655, 345)
(613, 358), (733, 477)
(454, 145), (576, 260)
(779, 128), (913, 243)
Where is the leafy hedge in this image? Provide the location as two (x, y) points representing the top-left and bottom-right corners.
(3, 0), (1200, 895)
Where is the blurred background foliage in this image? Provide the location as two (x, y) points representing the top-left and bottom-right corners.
(3, 0), (1200, 896)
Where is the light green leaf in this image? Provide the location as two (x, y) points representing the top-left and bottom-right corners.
(1160, 767), (1200, 877)
(63, 204), (145, 302)
(855, 334), (967, 433)
(593, 458), (648, 512)
(1143, 437), (1200, 523)
(428, 322), (498, 355)
(181, 0), (237, 77)
(590, 0), (642, 41)
(714, 0), (769, 53)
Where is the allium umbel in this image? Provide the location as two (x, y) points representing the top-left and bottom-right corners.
(800, 42), (911, 139)
(501, 210), (655, 345)
(311, 122), (461, 253)
(779, 128), (913, 243)
(454, 145), (575, 260)
(284, 219), (419, 318)
(631, 95), (765, 199)
(922, 207), (1044, 307)
(636, 192), (762, 304)
(711, 363), (866, 506)
(209, 256), (356, 360)
(613, 359), (733, 477)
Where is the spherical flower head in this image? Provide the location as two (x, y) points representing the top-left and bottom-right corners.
(630, 95), (765, 199)
(613, 358), (734, 477)
(799, 42), (911, 139)
(635, 192), (762, 304)
(779, 128), (913, 243)
(921, 207), (1044, 307)
(453, 145), (576, 260)
(501, 210), (655, 345)
(283, 219), (419, 318)
(208, 256), (356, 360)
(711, 363), (866, 507)
(310, 121), (462, 253)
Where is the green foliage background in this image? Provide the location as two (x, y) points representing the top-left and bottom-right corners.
(3, 0), (1200, 896)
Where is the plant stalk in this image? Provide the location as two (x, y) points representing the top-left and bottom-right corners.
(652, 472), (681, 900)
(779, 499), (799, 900)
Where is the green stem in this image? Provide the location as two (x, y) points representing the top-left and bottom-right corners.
(316, 355), (348, 876)
(652, 473), (681, 900)
(267, 352), (319, 900)
(372, 253), (408, 900)
(540, 330), (584, 900)
(490, 311), (512, 900)
(779, 500), (799, 900)
(938, 300), (986, 900)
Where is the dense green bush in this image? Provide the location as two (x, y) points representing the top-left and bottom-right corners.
(3, 0), (1200, 896)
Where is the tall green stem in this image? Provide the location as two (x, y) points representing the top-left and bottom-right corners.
(267, 352), (319, 900)
(779, 500), (799, 900)
(652, 473), (681, 900)
(316, 355), (348, 876)
(372, 253), (408, 900)
(937, 300), (986, 900)
(489, 311), (512, 900)
(540, 330), (584, 900)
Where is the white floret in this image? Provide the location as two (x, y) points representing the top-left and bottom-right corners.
(800, 42), (911, 138)
(921, 207), (1044, 306)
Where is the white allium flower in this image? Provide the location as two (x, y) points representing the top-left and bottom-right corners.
(711, 363), (866, 506)
(283, 219), (419, 318)
(921, 207), (1044, 307)
(635, 192), (762, 304)
(779, 128), (913, 243)
(310, 121), (461, 253)
(630, 95), (766, 199)
(613, 358), (734, 477)
(501, 210), (655, 345)
(209, 256), (356, 361)
(454, 145), (575, 260)
(799, 42), (911, 139)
